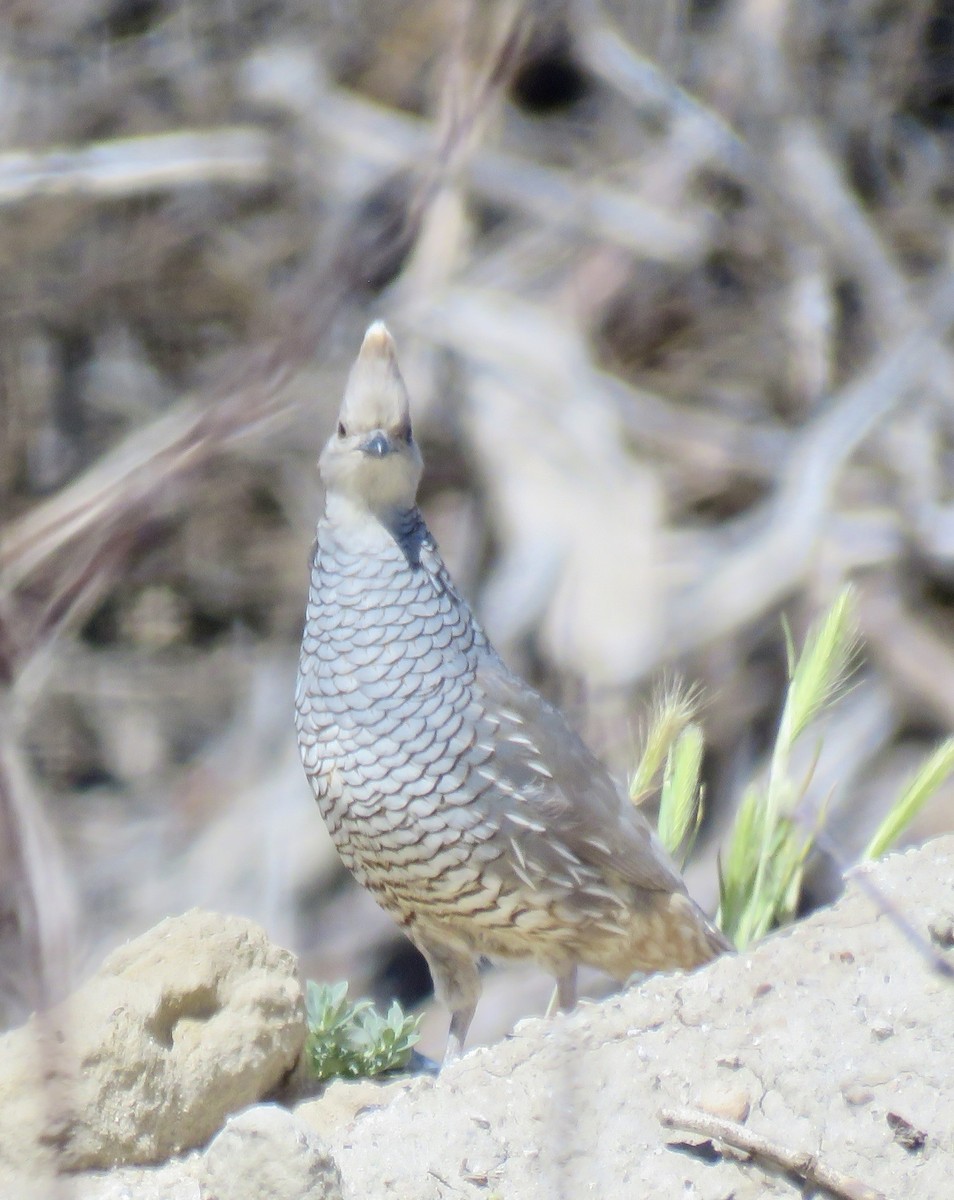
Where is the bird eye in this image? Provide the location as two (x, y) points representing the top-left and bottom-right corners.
(337, 421), (347, 438)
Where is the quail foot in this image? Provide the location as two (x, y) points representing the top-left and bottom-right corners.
(295, 322), (730, 1061)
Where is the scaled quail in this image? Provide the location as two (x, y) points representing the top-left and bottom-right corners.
(296, 322), (729, 1059)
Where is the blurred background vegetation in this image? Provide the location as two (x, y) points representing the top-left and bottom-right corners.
(1, 0), (953, 1056)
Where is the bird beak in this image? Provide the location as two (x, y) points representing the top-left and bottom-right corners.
(360, 430), (395, 458)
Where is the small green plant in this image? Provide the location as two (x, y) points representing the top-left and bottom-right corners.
(630, 680), (701, 807)
(631, 681), (704, 866)
(640, 585), (954, 952)
(657, 722), (706, 866)
(304, 980), (422, 1082)
(863, 736), (954, 861)
(717, 588), (860, 948)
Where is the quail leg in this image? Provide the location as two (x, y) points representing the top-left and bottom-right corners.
(417, 938), (481, 1063)
(546, 965), (578, 1017)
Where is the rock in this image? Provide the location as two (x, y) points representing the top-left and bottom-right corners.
(73, 1167), (203, 1200)
(295, 1077), (415, 1138)
(197, 1104), (343, 1200)
(0, 909), (303, 1180)
(54, 1107), (342, 1200)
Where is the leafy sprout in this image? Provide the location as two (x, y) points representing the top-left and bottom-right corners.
(305, 981), (422, 1083)
(638, 585), (954, 952)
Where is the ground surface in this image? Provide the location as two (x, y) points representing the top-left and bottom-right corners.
(322, 836), (954, 1199)
(2, 837), (950, 1199)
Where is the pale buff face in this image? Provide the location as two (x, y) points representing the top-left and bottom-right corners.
(319, 322), (424, 513)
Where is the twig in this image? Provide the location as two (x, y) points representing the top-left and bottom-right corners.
(856, 579), (954, 732)
(595, 366), (789, 484)
(412, 284), (790, 480)
(578, 15), (757, 182)
(778, 124), (910, 340)
(584, 8), (954, 388)
(660, 1106), (888, 1200)
(0, 727), (76, 1012)
(312, 87), (707, 262)
(665, 270), (954, 655)
(467, 149), (706, 262)
(0, 128), (273, 205)
(0, 10), (528, 692)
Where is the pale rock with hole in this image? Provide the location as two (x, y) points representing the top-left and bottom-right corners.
(0, 909), (303, 1181)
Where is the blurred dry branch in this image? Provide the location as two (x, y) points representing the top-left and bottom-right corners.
(0, 129), (274, 205)
(1, 0), (953, 1047)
